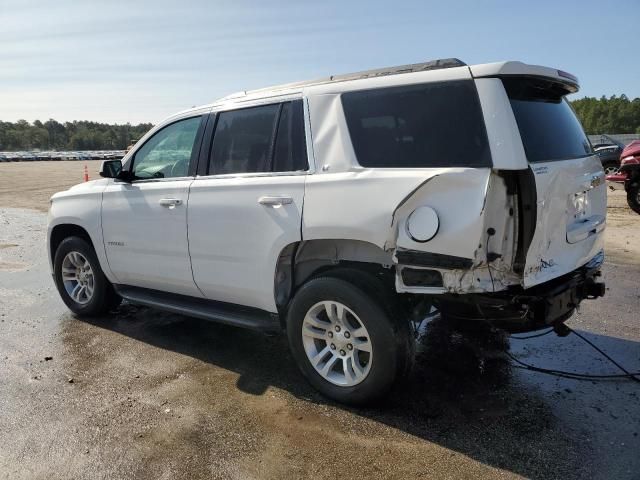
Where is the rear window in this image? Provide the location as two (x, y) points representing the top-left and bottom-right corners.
(341, 80), (491, 168)
(503, 78), (592, 163)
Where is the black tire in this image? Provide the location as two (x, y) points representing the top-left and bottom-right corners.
(627, 182), (640, 215)
(53, 236), (121, 316)
(318, 268), (415, 380)
(286, 276), (411, 405)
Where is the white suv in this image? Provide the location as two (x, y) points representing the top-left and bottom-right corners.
(48, 58), (606, 404)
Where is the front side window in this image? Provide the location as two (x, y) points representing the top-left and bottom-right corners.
(341, 80), (491, 168)
(132, 116), (202, 179)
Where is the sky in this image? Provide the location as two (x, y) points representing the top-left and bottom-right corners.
(1, 0), (638, 125)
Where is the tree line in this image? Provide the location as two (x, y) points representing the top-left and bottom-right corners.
(571, 95), (640, 135)
(1, 94), (639, 151)
(0, 119), (153, 151)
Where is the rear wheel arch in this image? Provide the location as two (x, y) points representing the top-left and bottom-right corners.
(273, 239), (396, 316)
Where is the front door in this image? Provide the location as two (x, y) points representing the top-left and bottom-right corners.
(101, 115), (206, 297)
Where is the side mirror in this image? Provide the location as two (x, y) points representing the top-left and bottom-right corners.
(99, 159), (122, 179)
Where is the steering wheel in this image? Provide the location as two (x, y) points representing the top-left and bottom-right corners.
(170, 158), (187, 177)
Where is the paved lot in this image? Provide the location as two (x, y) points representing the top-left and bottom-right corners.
(0, 163), (639, 479)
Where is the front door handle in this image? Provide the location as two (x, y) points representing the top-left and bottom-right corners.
(159, 198), (182, 209)
(258, 195), (293, 207)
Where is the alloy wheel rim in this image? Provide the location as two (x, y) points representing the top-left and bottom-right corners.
(301, 300), (373, 387)
(61, 251), (94, 305)
(604, 165), (619, 175)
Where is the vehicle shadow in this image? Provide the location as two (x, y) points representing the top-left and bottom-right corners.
(75, 303), (639, 479)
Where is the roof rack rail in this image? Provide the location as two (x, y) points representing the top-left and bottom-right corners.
(216, 58), (467, 102)
(217, 90), (247, 102)
(328, 57), (467, 83)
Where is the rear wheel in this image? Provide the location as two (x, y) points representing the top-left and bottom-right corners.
(53, 236), (121, 316)
(287, 276), (410, 405)
(627, 182), (640, 215)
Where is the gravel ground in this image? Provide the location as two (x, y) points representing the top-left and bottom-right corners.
(0, 166), (639, 479)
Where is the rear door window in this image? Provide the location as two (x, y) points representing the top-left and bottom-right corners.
(208, 100), (308, 175)
(273, 100), (308, 172)
(341, 80), (491, 168)
(209, 104), (280, 175)
(503, 78), (592, 163)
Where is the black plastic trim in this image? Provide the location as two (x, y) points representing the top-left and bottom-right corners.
(401, 268), (443, 287)
(198, 112), (218, 176)
(114, 285), (280, 333)
(513, 167), (537, 274)
(188, 114), (210, 177)
(266, 103), (285, 172)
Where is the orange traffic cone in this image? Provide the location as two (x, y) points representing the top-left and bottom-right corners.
(83, 164), (89, 182)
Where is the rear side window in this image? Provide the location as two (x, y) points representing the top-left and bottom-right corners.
(209, 101), (307, 174)
(341, 80), (491, 168)
(503, 78), (592, 163)
(210, 104), (280, 175)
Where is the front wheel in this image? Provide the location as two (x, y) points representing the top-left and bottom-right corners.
(627, 182), (640, 215)
(53, 236), (121, 316)
(286, 276), (410, 405)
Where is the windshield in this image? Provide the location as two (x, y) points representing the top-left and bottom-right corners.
(503, 78), (592, 163)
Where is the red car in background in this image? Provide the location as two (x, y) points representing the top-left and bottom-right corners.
(606, 140), (640, 214)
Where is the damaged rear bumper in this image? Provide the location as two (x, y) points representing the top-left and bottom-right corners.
(433, 251), (605, 333)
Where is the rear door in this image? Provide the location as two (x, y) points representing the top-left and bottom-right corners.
(188, 100), (308, 312)
(503, 78), (606, 287)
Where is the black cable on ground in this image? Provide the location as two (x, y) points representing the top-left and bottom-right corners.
(476, 304), (639, 383)
(505, 327), (640, 383)
(510, 328), (554, 340)
(568, 327), (640, 383)
(505, 350), (640, 381)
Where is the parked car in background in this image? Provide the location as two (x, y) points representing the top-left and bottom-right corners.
(592, 134), (625, 174)
(606, 140), (640, 214)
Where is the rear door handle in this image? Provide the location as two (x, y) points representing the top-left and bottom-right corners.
(258, 195), (293, 207)
(159, 198), (182, 208)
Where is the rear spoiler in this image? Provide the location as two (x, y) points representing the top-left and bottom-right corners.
(470, 61), (579, 94)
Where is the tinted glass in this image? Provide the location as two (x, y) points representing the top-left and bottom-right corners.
(132, 116), (201, 179)
(504, 78), (592, 163)
(341, 80), (491, 168)
(273, 100), (308, 172)
(210, 104), (279, 174)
